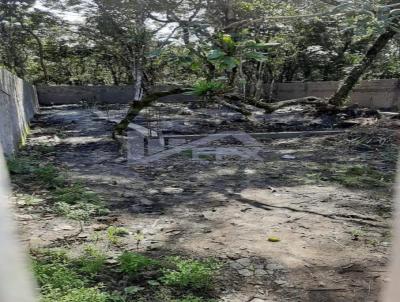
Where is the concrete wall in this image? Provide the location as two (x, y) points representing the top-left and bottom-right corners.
(37, 85), (136, 105)
(271, 79), (400, 110)
(37, 79), (400, 110)
(0, 69), (39, 156)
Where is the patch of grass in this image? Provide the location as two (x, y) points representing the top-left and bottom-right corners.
(118, 252), (158, 276)
(54, 184), (108, 221)
(332, 165), (392, 189)
(172, 296), (217, 302)
(8, 153), (107, 220)
(35, 164), (66, 187)
(351, 228), (365, 241)
(198, 154), (216, 161)
(33, 261), (86, 291)
(7, 156), (66, 188)
(107, 226), (129, 244)
(180, 149), (193, 158)
(32, 248), (221, 302)
(190, 80), (226, 97)
(41, 287), (108, 302)
(19, 194), (44, 206)
(7, 156), (37, 174)
(75, 246), (107, 275)
(33, 250), (109, 302)
(33, 144), (56, 155)
(161, 257), (220, 290)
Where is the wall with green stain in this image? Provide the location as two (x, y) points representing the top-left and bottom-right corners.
(0, 69), (39, 156)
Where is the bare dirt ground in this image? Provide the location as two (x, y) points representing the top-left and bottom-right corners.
(11, 104), (399, 302)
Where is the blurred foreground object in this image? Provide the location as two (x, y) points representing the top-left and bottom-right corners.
(0, 146), (37, 302)
(383, 158), (400, 302)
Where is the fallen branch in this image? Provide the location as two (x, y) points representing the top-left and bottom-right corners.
(238, 95), (328, 113)
(215, 97), (252, 116)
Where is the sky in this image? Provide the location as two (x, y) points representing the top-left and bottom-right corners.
(34, 0), (86, 24)
(34, 0), (181, 41)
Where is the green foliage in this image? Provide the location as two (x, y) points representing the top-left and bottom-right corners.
(190, 80), (226, 97)
(41, 287), (108, 302)
(161, 257), (220, 290)
(332, 165), (391, 188)
(172, 296), (216, 302)
(75, 246), (107, 275)
(54, 184), (108, 221)
(107, 226), (129, 244)
(7, 155), (66, 188)
(33, 250), (108, 302)
(35, 165), (66, 187)
(118, 252), (158, 276)
(32, 247), (221, 302)
(7, 157), (36, 175)
(33, 261), (86, 291)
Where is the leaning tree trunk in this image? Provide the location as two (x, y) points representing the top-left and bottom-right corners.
(133, 66), (144, 101)
(113, 88), (185, 137)
(329, 28), (397, 106)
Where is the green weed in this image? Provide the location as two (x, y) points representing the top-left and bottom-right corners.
(180, 149), (193, 158)
(33, 261), (86, 291)
(190, 80), (225, 97)
(54, 185), (108, 221)
(34, 144), (56, 155)
(35, 165), (66, 187)
(7, 156), (37, 174)
(7, 156), (65, 188)
(172, 296), (217, 302)
(41, 287), (108, 302)
(75, 246), (107, 275)
(107, 226), (129, 244)
(332, 165), (392, 189)
(118, 252), (158, 276)
(33, 250), (109, 302)
(161, 257), (220, 290)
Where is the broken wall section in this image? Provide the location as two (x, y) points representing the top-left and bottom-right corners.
(0, 69), (39, 156)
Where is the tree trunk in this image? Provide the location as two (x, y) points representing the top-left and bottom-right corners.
(18, 19), (48, 83)
(329, 28), (397, 106)
(113, 88), (185, 136)
(133, 65), (144, 101)
(30, 31), (48, 83)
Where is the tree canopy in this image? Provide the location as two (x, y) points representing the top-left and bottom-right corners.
(1, 0), (399, 103)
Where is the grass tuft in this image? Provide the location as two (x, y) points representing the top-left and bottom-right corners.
(161, 257), (220, 290)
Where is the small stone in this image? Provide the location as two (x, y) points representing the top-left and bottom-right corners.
(255, 269), (267, 276)
(15, 214), (33, 221)
(93, 224), (108, 231)
(161, 187), (184, 194)
(230, 262), (243, 270)
(236, 258), (251, 267)
(147, 189), (159, 195)
(59, 224), (74, 230)
(106, 258), (118, 264)
(238, 269), (253, 277)
(140, 198), (154, 206)
(275, 279), (289, 286)
(266, 263), (284, 270)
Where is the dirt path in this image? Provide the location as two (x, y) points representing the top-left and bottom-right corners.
(13, 105), (398, 302)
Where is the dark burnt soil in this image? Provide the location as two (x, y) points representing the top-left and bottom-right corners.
(11, 104), (400, 302)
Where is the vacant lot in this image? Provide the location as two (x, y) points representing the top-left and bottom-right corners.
(9, 104), (399, 302)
